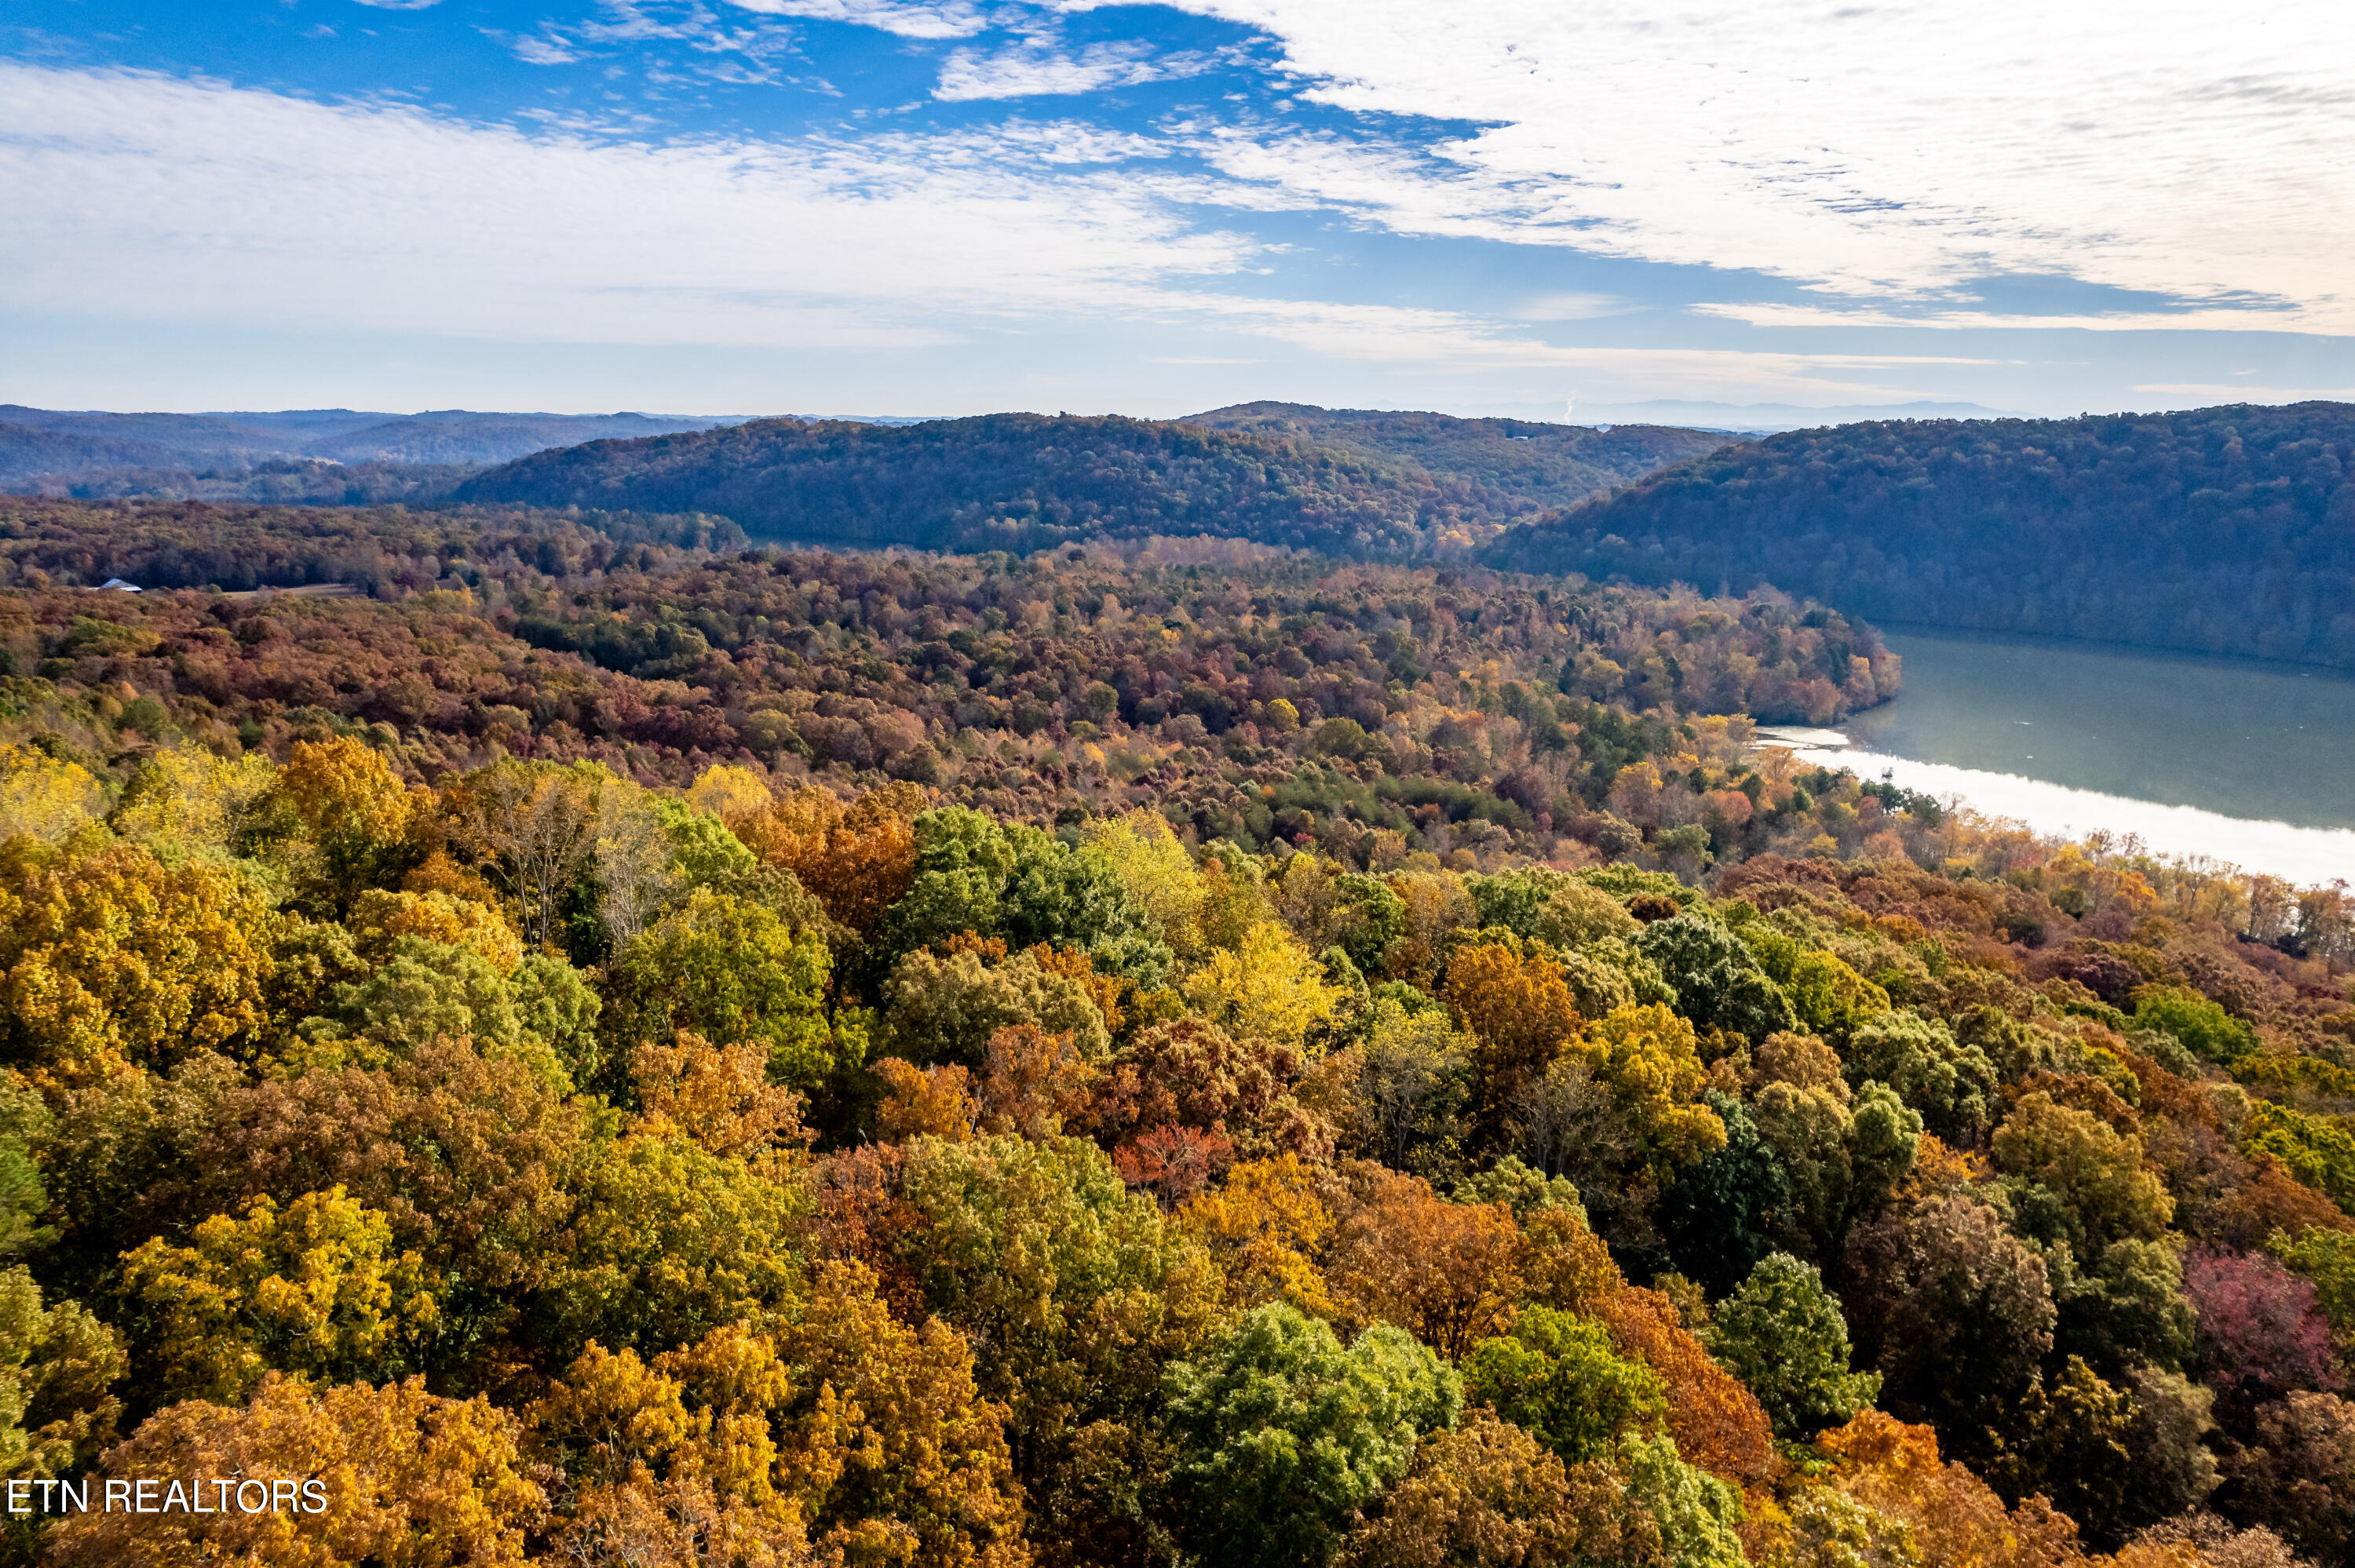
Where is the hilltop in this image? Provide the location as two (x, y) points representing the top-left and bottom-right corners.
(1488, 401), (2355, 667)
(458, 406), (1731, 556)
(1181, 402), (1734, 509)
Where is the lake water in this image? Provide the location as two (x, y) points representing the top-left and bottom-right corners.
(1754, 627), (2355, 885)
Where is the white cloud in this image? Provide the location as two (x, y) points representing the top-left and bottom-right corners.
(723, 0), (988, 40)
(936, 41), (1174, 101)
(508, 35), (584, 66)
(1515, 294), (1628, 323)
(1688, 302), (2321, 334)
(0, 67), (1247, 349)
(0, 64), (2079, 409)
(1118, 0), (2355, 330)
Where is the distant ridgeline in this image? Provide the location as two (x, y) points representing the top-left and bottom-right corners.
(0, 406), (728, 505)
(457, 410), (1733, 557)
(1487, 402), (2355, 668)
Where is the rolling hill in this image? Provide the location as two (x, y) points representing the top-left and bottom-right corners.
(458, 406), (1732, 556)
(1487, 401), (2355, 668)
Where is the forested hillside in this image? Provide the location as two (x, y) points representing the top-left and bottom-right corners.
(1181, 403), (1734, 512)
(1489, 403), (2355, 668)
(459, 408), (1724, 557)
(0, 498), (2347, 1566)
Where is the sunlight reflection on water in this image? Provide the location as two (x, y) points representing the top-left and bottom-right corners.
(1755, 729), (2355, 885)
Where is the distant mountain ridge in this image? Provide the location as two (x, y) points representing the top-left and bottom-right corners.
(456, 406), (1736, 556)
(1555, 398), (2029, 432)
(1486, 400), (2355, 668)
(0, 405), (760, 498)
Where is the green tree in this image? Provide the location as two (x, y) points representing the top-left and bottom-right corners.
(2131, 985), (2258, 1064)
(1706, 1253), (1880, 1439)
(896, 1134), (1221, 1466)
(1656, 1091), (1790, 1297)
(1634, 913), (1795, 1042)
(1992, 1090), (2174, 1255)
(605, 889), (853, 1090)
(1462, 1306), (1665, 1464)
(883, 946), (1109, 1070)
(1845, 1012), (1997, 1144)
(1165, 1300), (1462, 1568)
(885, 807), (1169, 983)
(290, 935), (592, 1090)
(1617, 1431), (1747, 1568)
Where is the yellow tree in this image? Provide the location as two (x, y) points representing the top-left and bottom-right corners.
(1083, 811), (1207, 957)
(1181, 921), (1343, 1055)
(268, 735), (425, 906)
(532, 1263), (1028, 1568)
(0, 743), (107, 845)
(53, 1373), (547, 1568)
(345, 888), (524, 973)
(1178, 1155), (1338, 1315)
(0, 837), (271, 1083)
(1444, 939), (1583, 1128)
(689, 764), (778, 824)
(110, 746), (274, 858)
(1567, 1004), (1726, 1181)
(119, 1186), (444, 1402)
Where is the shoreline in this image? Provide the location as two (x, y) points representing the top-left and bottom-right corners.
(1754, 727), (2355, 885)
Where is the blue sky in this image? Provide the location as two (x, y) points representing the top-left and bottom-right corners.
(4, 0), (2352, 418)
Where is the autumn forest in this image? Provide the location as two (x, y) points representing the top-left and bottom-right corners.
(0, 488), (2348, 1568)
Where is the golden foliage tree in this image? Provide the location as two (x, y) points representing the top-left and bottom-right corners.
(1444, 940), (1582, 1126)
(1083, 811), (1207, 958)
(55, 1373), (546, 1568)
(1181, 921), (1342, 1055)
(728, 783), (926, 937)
(1568, 1004), (1728, 1180)
(1324, 1168), (1524, 1358)
(120, 1185), (442, 1403)
(0, 837), (271, 1084)
(0, 744), (107, 846)
(630, 1033), (813, 1162)
(1178, 1154), (1337, 1315)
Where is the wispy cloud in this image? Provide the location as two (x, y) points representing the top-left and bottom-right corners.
(724, 0), (988, 40)
(0, 64), (1986, 407)
(936, 41), (1182, 101)
(506, 34), (585, 66)
(1118, 0), (2355, 330)
(1515, 294), (1630, 323)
